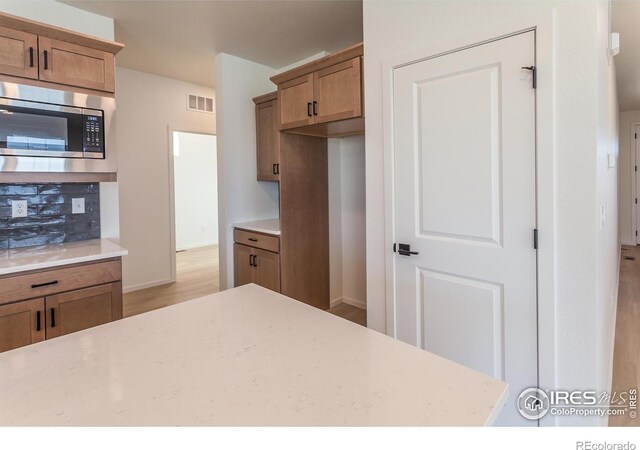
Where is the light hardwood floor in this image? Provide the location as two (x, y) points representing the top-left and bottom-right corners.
(610, 245), (640, 427)
(123, 246), (220, 317)
(124, 245), (367, 327)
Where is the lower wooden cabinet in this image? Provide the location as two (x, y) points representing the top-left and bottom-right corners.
(0, 298), (45, 353)
(0, 258), (123, 353)
(46, 282), (122, 339)
(234, 241), (280, 293)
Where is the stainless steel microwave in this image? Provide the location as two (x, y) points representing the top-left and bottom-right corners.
(0, 97), (104, 159)
(0, 82), (116, 174)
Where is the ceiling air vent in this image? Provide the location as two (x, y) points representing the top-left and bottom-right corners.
(187, 94), (214, 114)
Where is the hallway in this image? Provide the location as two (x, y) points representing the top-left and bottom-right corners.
(610, 245), (640, 426)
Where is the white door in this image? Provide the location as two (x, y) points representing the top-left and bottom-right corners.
(635, 125), (640, 244)
(392, 31), (537, 426)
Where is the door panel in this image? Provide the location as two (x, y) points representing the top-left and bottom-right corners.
(278, 74), (314, 129)
(253, 248), (280, 293)
(313, 57), (362, 124)
(234, 243), (255, 287)
(0, 26), (38, 79)
(393, 31), (536, 426)
(46, 283), (120, 338)
(0, 298), (45, 353)
(38, 37), (115, 92)
(416, 64), (501, 244)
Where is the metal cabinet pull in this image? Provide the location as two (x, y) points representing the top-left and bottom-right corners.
(43, 50), (48, 70)
(276, 163), (280, 174)
(29, 47), (34, 67)
(31, 280), (58, 289)
(249, 254), (254, 267)
(36, 311), (41, 332)
(313, 101), (318, 116)
(273, 163), (277, 175)
(307, 102), (312, 117)
(50, 308), (56, 328)
(253, 255), (258, 267)
(248, 237), (258, 242)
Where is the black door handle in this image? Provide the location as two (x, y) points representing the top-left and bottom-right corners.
(36, 311), (41, 332)
(394, 243), (419, 256)
(50, 307), (56, 328)
(252, 255), (258, 267)
(313, 101), (318, 116)
(307, 102), (312, 117)
(29, 47), (34, 67)
(43, 50), (48, 70)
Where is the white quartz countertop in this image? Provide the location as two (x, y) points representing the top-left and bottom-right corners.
(0, 239), (128, 276)
(0, 284), (507, 426)
(233, 218), (280, 236)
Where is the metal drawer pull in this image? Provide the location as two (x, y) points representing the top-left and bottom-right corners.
(31, 280), (58, 289)
(307, 102), (312, 117)
(253, 255), (258, 267)
(50, 308), (56, 328)
(43, 50), (48, 70)
(248, 238), (258, 242)
(36, 311), (41, 332)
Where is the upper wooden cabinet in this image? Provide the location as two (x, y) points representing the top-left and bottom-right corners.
(271, 43), (364, 137)
(0, 12), (124, 94)
(279, 74), (315, 129)
(39, 37), (116, 92)
(0, 25), (38, 80)
(253, 91), (280, 182)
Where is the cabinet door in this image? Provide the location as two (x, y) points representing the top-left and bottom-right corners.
(0, 26), (38, 79)
(256, 99), (280, 181)
(45, 282), (122, 339)
(0, 298), (45, 353)
(278, 73), (314, 130)
(38, 36), (115, 92)
(313, 57), (362, 124)
(253, 248), (280, 293)
(234, 243), (256, 287)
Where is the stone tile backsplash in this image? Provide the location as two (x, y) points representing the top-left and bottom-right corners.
(0, 183), (100, 250)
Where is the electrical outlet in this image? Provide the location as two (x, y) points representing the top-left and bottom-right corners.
(72, 198), (85, 214)
(11, 200), (27, 218)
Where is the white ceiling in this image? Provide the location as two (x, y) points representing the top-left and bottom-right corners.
(613, 0), (640, 111)
(60, 0), (363, 88)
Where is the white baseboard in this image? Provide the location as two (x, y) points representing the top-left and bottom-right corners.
(342, 296), (366, 310)
(123, 278), (174, 294)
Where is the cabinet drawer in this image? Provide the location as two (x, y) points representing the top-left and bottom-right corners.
(233, 229), (279, 253)
(0, 259), (122, 306)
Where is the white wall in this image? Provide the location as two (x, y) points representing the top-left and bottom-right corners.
(116, 68), (215, 292)
(618, 110), (640, 245)
(329, 136), (367, 309)
(0, 0), (121, 241)
(214, 53), (279, 290)
(595, 0), (621, 401)
(173, 132), (218, 250)
(363, 0), (618, 426)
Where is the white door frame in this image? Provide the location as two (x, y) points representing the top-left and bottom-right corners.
(381, 13), (556, 425)
(633, 123), (640, 244)
(167, 126), (218, 283)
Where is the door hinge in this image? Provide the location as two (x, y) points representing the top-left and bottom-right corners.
(533, 228), (538, 250)
(521, 65), (537, 89)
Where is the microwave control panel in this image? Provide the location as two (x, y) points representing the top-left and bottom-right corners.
(82, 114), (104, 155)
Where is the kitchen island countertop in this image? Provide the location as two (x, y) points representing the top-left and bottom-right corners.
(0, 284), (507, 426)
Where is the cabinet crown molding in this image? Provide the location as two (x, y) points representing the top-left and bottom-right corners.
(270, 42), (363, 85)
(0, 11), (124, 55)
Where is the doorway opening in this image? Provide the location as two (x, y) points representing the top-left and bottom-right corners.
(171, 130), (219, 290)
